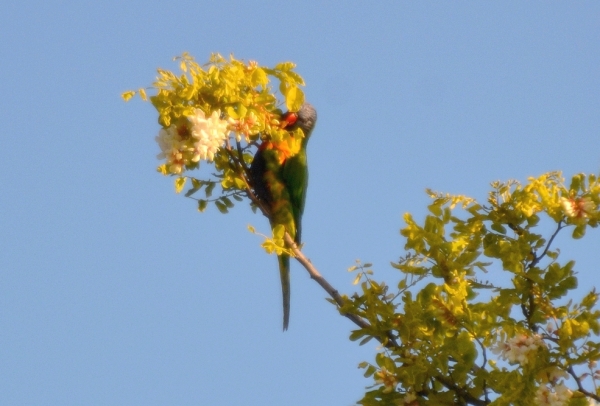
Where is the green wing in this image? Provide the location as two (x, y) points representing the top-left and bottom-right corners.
(281, 149), (308, 244)
(251, 147), (294, 330)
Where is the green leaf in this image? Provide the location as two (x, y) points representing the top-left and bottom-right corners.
(175, 177), (187, 194)
(558, 276), (578, 291)
(491, 223), (507, 234)
(215, 200), (228, 214)
(138, 88), (148, 101)
(349, 329), (367, 342)
(285, 86), (305, 111)
(274, 61), (296, 71)
(359, 336), (373, 346)
(185, 186), (201, 197)
(185, 178), (204, 197)
(569, 174), (582, 192)
(251, 67), (268, 86)
(205, 182), (216, 198)
(156, 164), (168, 175)
(428, 202), (442, 216)
(121, 90), (135, 101)
(581, 291), (598, 309)
(226, 106), (239, 119)
(221, 197), (234, 208)
(197, 199), (208, 212)
(236, 103), (248, 118)
(233, 177), (246, 189)
(572, 224), (586, 239)
(363, 365), (377, 378)
(191, 178), (202, 189)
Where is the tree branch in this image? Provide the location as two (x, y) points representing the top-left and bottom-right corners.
(283, 235), (373, 329)
(528, 220), (564, 269)
(239, 156), (490, 403)
(433, 375), (487, 406)
(282, 233), (400, 348)
(567, 365), (600, 402)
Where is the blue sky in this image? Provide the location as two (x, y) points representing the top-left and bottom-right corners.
(1, 2), (599, 405)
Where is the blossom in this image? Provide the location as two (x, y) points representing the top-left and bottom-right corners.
(246, 60), (258, 71)
(154, 109), (230, 174)
(374, 368), (397, 393)
(229, 112), (259, 142)
(560, 196), (596, 219)
(155, 125), (185, 174)
(535, 383), (572, 406)
(492, 333), (545, 366)
(188, 109), (230, 162)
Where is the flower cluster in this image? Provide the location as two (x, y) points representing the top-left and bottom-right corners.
(535, 382), (572, 406)
(492, 333), (546, 366)
(156, 109), (230, 174)
(560, 196), (596, 219)
(188, 109), (230, 161)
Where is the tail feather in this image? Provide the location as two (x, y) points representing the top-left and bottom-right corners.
(277, 254), (291, 331)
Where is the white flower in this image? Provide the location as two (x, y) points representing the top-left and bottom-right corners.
(155, 125), (185, 174)
(492, 334), (545, 366)
(188, 109), (229, 162)
(154, 109), (230, 174)
(155, 126), (178, 159)
(535, 383), (572, 406)
(560, 196), (596, 219)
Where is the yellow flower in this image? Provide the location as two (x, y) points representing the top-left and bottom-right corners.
(374, 368), (397, 393)
(229, 112), (258, 142)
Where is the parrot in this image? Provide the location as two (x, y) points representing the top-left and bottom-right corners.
(249, 103), (318, 330)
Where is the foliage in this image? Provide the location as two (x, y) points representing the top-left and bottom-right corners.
(346, 172), (600, 405)
(123, 52), (306, 218)
(125, 53), (600, 405)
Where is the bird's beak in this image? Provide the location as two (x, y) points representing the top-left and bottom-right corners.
(280, 111), (298, 129)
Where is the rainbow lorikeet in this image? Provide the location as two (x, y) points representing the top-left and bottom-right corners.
(249, 103), (318, 330)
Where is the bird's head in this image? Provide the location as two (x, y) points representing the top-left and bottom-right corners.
(280, 103), (317, 139)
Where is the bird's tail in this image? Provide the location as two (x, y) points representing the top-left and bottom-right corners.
(277, 253), (291, 331)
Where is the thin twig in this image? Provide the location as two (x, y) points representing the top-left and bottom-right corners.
(567, 365), (600, 401)
(434, 374), (487, 406)
(529, 220), (564, 269)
